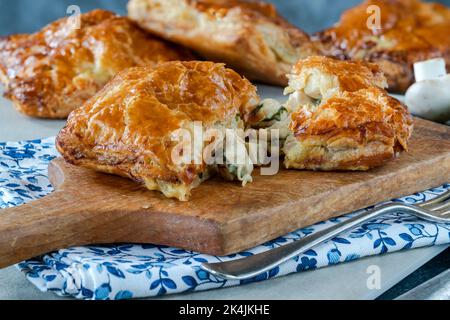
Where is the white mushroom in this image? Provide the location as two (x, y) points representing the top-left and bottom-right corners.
(405, 58), (450, 123)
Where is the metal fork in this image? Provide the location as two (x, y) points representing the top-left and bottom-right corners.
(201, 189), (450, 280)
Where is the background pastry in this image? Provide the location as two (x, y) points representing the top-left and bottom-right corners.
(252, 56), (414, 171)
(315, 0), (450, 93)
(0, 9), (193, 119)
(56, 61), (259, 201)
(128, 0), (319, 86)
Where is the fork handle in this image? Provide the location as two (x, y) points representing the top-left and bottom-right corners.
(200, 203), (443, 280)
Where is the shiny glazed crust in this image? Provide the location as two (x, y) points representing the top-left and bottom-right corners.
(56, 61), (259, 201)
(128, 0), (319, 86)
(315, 0), (450, 93)
(283, 56), (413, 171)
(0, 9), (193, 118)
(289, 56), (388, 96)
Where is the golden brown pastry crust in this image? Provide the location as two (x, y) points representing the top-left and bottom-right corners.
(283, 56), (413, 171)
(56, 61), (258, 200)
(290, 56), (388, 94)
(315, 0), (450, 93)
(128, 0), (319, 86)
(0, 9), (193, 119)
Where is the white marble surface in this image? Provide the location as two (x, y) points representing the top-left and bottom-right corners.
(0, 85), (447, 300)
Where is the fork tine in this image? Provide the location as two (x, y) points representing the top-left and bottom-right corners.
(436, 208), (450, 217)
(418, 190), (450, 209)
(425, 198), (450, 212)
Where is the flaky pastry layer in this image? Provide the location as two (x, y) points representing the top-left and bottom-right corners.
(128, 0), (319, 86)
(56, 61), (259, 200)
(0, 9), (193, 118)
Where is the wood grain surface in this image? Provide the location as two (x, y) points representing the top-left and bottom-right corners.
(0, 118), (449, 269)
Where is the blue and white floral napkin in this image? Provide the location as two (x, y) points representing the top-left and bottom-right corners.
(1, 137), (449, 300)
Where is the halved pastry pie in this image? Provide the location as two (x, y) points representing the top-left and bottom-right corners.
(0, 9), (193, 118)
(56, 61), (259, 201)
(127, 0), (319, 86)
(251, 56), (414, 171)
(315, 0), (450, 93)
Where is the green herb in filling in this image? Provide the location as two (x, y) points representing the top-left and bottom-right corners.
(250, 103), (264, 116)
(263, 106), (288, 122)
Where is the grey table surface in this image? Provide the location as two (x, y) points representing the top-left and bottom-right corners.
(0, 85), (448, 300)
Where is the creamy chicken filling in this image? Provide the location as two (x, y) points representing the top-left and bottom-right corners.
(216, 131), (254, 186)
(205, 116), (254, 186)
(247, 72), (340, 160)
(249, 98), (291, 140)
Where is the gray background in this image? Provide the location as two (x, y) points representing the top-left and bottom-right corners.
(1, 0), (449, 36)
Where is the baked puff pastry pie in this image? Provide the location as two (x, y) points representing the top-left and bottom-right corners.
(56, 61), (259, 201)
(127, 0), (319, 86)
(250, 56), (413, 171)
(315, 0), (450, 93)
(0, 9), (192, 118)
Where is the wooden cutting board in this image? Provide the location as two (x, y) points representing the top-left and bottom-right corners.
(0, 117), (449, 269)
